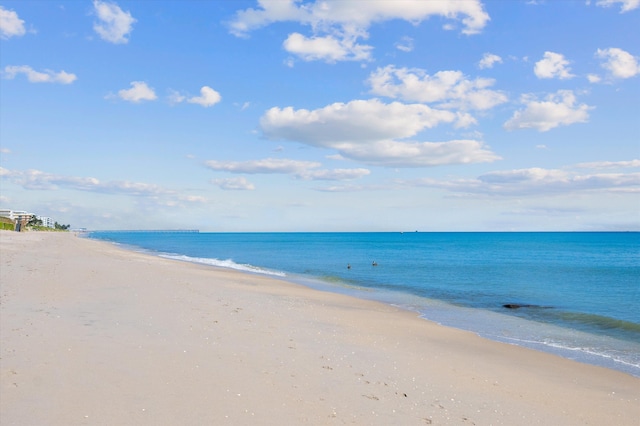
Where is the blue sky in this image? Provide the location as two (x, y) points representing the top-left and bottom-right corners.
(1, 0), (638, 231)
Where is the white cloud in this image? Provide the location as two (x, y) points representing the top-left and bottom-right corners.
(0, 6), (25, 39)
(504, 90), (592, 132)
(367, 66), (507, 111)
(213, 177), (255, 190)
(596, 0), (640, 12)
(116, 81), (157, 103)
(313, 184), (369, 192)
(229, 0), (489, 62)
(395, 36), (414, 53)
(187, 86), (222, 107)
(261, 99), (456, 144)
(575, 159), (640, 169)
(3, 65), (77, 84)
(405, 165), (640, 196)
(337, 139), (500, 168)
(453, 112), (478, 128)
(230, 0), (490, 35)
(206, 158), (321, 174)
(205, 158), (370, 181)
(587, 74), (602, 83)
(0, 168), (206, 205)
(93, 0), (136, 44)
(283, 32), (372, 62)
(478, 53), (502, 69)
(298, 168), (370, 180)
(595, 47), (640, 79)
(169, 86), (222, 107)
(168, 89), (186, 104)
(534, 52), (574, 79)
(259, 99), (500, 167)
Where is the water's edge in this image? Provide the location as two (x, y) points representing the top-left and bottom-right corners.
(86, 234), (640, 378)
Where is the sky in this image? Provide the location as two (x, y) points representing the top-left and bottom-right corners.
(0, 0), (639, 232)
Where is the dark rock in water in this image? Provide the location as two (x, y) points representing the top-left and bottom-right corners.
(503, 303), (531, 309)
(502, 303), (553, 309)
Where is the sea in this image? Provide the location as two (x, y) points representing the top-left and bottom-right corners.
(86, 231), (640, 377)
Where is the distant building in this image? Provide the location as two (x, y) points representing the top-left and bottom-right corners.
(0, 209), (34, 231)
(37, 216), (55, 228)
(0, 209), (33, 222)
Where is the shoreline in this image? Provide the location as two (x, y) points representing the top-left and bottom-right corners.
(1, 231), (639, 425)
(90, 231), (640, 378)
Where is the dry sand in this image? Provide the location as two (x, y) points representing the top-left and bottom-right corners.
(1, 231), (638, 425)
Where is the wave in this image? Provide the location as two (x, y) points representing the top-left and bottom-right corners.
(495, 335), (640, 374)
(553, 312), (640, 333)
(159, 254), (287, 277)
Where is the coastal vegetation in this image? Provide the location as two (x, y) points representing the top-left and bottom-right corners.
(28, 224), (71, 232)
(0, 217), (14, 231)
(0, 215), (70, 232)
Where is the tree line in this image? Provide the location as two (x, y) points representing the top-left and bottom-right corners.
(27, 216), (70, 230)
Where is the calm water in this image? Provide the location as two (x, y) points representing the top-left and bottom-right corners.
(87, 231), (640, 376)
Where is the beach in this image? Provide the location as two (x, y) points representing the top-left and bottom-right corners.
(1, 232), (638, 425)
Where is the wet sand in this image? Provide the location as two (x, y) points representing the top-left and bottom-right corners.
(1, 231), (638, 425)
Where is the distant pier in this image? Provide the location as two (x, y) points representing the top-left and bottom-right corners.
(88, 229), (200, 233)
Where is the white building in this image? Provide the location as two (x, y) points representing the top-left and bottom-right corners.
(0, 209), (33, 222)
(37, 216), (55, 228)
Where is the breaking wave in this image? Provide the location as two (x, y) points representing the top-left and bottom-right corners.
(159, 254), (287, 277)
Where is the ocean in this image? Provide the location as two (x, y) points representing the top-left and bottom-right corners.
(86, 231), (640, 377)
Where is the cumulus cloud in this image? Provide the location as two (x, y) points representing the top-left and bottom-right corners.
(367, 66), (507, 111)
(3, 65), (77, 84)
(404, 165), (640, 196)
(504, 90), (592, 132)
(229, 0), (489, 62)
(93, 0), (136, 44)
(478, 53), (502, 69)
(596, 0), (640, 12)
(259, 99), (500, 167)
(0, 6), (25, 39)
(587, 74), (602, 83)
(205, 158), (370, 181)
(261, 99), (456, 144)
(169, 86), (222, 107)
(283, 32), (372, 62)
(534, 52), (574, 79)
(213, 177), (255, 190)
(595, 47), (640, 79)
(115, 81), (157, 103)
(0, 167), (206, 206)
(188, 86), (222, 107)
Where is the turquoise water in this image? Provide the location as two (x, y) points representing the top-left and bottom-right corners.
(87, 231), (640, 376)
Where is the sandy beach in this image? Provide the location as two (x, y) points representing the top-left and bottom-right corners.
(1, 231), (638, 425)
